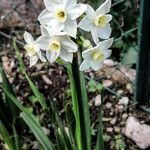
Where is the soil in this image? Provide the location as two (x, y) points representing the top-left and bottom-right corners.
(0, 0), (150, 150)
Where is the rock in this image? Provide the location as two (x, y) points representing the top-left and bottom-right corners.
(32, 141), (39, 149)
(42, 127), (50, 135)
(122, 113), (128, 120)
(110, 118), (117, 125)
(123, 116), (150, 149)
(120, 66), (136, 81)
(106, 127), (113, 133)
(103, 80), (113, 88)
(94, 94), (102, 106)
(106, 102), (112, 109)
(114, 126), (121, 133)
(104, 59), (115, 67)
(126, 83), (133, 94)
(117, 90), (124, 95)
(42, 75), (52, 85)
(117, 105), (124, 112)
(119, 97), (129, 106)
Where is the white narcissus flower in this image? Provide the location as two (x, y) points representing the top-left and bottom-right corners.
(23, 31), (46, 67)
(80, 38), (113, 71)
(37, 26), (78, 63)
(78, 0), (112, 44)
(38, 0), (87, 38)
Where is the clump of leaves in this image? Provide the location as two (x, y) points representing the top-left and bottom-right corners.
(87, 79), (103, 92)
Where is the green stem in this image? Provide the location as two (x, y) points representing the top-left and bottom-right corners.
(96, 91), (104, 150)
(67, 63), (82, 150)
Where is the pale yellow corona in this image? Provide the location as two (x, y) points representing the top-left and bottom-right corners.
(92, 50), (104, 61)
(24, 44), (36, 56)
(55, 10), (67, 22)
(94, 15), (106, 28)
(49, 40), (61, 53)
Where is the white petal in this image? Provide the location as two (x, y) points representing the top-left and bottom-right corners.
(61, 36), (78, 52)
(36, 36), (49, 50)
(44, 0), (58, 11)
(29, 55), (38, 67)
(38, 9), (54, 25)
(79, 59), (90, 71)
(63, 19), (77, 38)
(96, 0), (111, 14)
(97, 24), (112, 39)
(40, 25), (65, 36)
(40, 25), (50, 36)
(33, 44), (40, 53)
(65, 0), (76, 7)
(24, 31), (34, 44)
(37, 50), (47, 62)
(86, 5), (96, 20)
(98, 38), (113, 50)
(104, 50), (112, 59)
(67, 3), (87, 20)
(59, 48), (73, 62)
(46, 50), (59, 63)
(82, 48), (94, 59)
(105, 14), (112, 24)
(90, 60), (103, 71)
(78, 16), (92, 32)
(91, 27), (99, 44)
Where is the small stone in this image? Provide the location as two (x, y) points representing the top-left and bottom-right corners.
(103, 80), (113, 88)
(94, 94), (102, 106)
(114, 126), (121, 133)
(9, 77), (14, 83)
(117, 90), (124, 95)
(122, 113), (128, 120)
(118, 105), (124, 111)
(42, 127), (50, 135)
(119, 97), (129, 106)
(42, 75), (52, 85)
(104, 59), (115, 67)
(106, 127), (113, 133)
(106, 102), (112, 109)
(110, 118), (117, 125)
(123, 116), (150, 149)
(32, 141), (39, 149)
(109, 112), (114, 116)
(126, 83), (133, 94)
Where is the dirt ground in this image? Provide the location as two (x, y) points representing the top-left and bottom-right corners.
(0, 0), (150, 150)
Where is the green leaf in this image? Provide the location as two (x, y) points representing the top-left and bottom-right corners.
(70, 50), (91, 150)
(0, 62), (19, 119)
(1, 86), (54, 150)
(122, 47), (137, 65)
(115, 135), (126, 150)
(12, 125), (20, 150)
(13, 39), (47, 110)
(90, 0), (103, 9)
(0, 120), (15, 150)
(49, 100), (73, 150)
(21, 113), (54, 150)
(67, 63), (82, 150)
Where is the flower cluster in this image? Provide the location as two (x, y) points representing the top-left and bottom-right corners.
(24, 0), (113, 71)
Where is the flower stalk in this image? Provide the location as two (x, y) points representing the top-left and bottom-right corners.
(67, 50), (91, 150)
